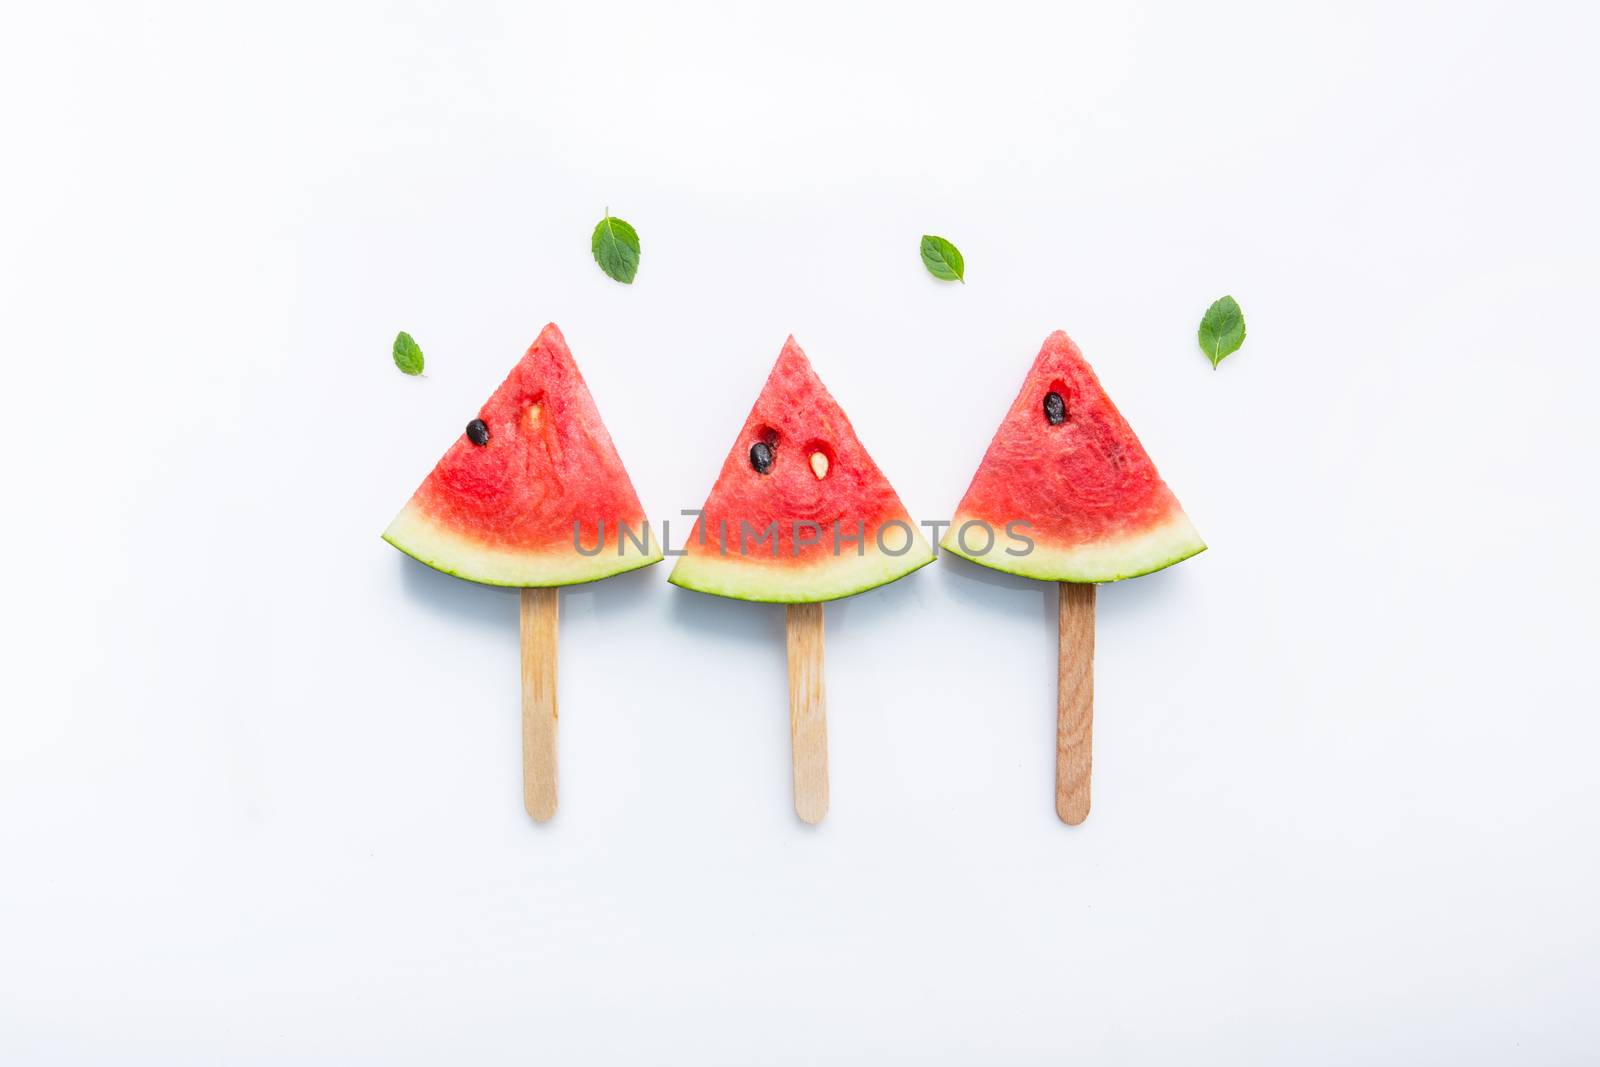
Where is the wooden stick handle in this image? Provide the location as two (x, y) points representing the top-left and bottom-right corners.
(1057, 582), (1096, 825)
(521, 587), (559, 822)
(785, 602), (828, 825)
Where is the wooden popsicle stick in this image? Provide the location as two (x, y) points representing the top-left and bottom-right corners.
(785, 602), (829, 825)
(1056, 582), (1096, 825)
(521, 586), (559, 822)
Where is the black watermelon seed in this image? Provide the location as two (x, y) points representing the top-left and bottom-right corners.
(466, 418), (490, 446)
(1043, 391), (1067, 425)
(749, 440), (775, 474)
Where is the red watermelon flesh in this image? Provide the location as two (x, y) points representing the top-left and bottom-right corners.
(943, 331), (1204, 582)
(668, 337), (934, 603)
(383, 323), (661, 586)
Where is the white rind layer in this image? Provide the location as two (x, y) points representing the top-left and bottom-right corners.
(939, 509), (1205, 583)
(383, 501), (664, 587)
(668, 536), (935, 603)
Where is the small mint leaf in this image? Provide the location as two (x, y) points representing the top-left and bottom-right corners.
(591, 212), (640, 284)
(392, 331), (424, 376)
(1198, 296), (1246, 369)
(920, 235), (965, 282)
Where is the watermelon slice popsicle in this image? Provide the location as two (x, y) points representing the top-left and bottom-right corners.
(942, 331), (1206, 824)
(383, 324), (663, 821)
(669, 337), (935, 824)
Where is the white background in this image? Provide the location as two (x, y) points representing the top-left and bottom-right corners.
(3, 2), (1597, 1062)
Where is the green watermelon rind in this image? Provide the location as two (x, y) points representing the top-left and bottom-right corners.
(384, 501), (664, 588)
(668, 537), (936, 603)
(939, 510), (1206, 584)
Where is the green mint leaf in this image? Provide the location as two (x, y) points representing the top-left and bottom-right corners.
(591, 211), (640, 284)
(1197, 295), (1246, 369)
(920, 234), (965, 282)
(392, 331), (425, 376)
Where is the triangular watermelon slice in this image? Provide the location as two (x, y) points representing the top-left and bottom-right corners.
(943, 331), (1204, 582)
(669, 337), (934, 603)
(384, 323), (662, 586)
